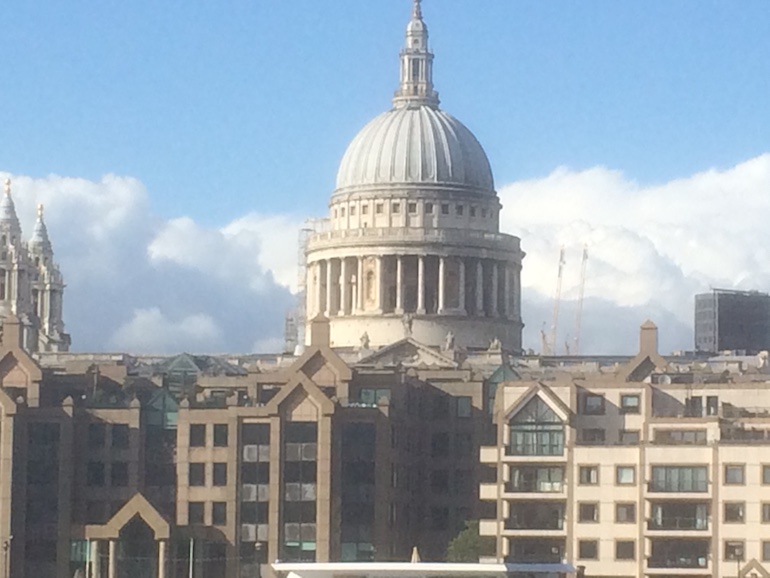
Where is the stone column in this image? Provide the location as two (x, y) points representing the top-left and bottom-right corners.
(375, 256), (383, 312)
(158, 539), (167, 578)
(458, 258), (466, 314)
(476, 260), (484, 315)
(108, 540), (117, 578)
(504, 263), (512, 318)
(417, 256), (426, 314)
(356, 256), (364, 312)
(395, 256), (404, 314)
(339, 258), (347, 316)
(438, 256), (446, 314)
(90, 540), (101, 578)
(325, 259), (333, 317)
(491, 261), (499, 317)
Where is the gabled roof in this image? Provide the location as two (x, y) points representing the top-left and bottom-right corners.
(620, 352), (669, 382)
(265, 371), (335, 417)
(85, 493), (169, 540)
(357, 338), (458, 369)
(502, 382), (571, 423)
(287, 346), (352, 383)
(738, 559), (770, 578)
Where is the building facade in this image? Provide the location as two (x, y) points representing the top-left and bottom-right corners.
(0, 178), (70, 353)
(481, 322), (770, 578)
(304, 0), (524, 352)
(694, 288), (770, 354)
(0, 313), (508, 577)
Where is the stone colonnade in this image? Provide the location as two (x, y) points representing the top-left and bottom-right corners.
(309, 255), (520, 319)
(88, 538), (167, 578)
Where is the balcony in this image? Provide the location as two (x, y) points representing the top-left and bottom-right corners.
(506, 466), (564, 494)
(505, 503), (565, 531)
(647, 516), (708, 531)
(507, 539), (565, 564)
(505, 443), (564, 457)
(649, 539), (709, 570)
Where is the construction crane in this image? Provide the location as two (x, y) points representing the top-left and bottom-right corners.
(573, 245), (589, 356)
(549, 246), (566, 355)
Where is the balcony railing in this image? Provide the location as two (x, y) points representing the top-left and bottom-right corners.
(648, 556), (708, 569)
(506, 444), (564, 457)
(505, 481), (564, 493)
(648, 482), (708, 493)
(505, 517), (564, 531)
(647, 517), (708, 531)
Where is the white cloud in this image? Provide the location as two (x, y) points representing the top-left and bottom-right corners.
(499, 154), (770, 353)
(4, 154), (770, 356)
(110, 308), (223, 353)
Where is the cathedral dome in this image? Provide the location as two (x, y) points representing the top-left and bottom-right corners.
(335, 105), (495, 195)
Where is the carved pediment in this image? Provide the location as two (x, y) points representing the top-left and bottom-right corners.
(357, 338), (457, 369)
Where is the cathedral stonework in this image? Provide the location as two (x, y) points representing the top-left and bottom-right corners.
(305, 0), (524, 351)
(0, 179), (70, 353)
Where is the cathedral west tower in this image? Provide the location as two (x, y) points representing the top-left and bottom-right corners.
(305, 0), (524, 351)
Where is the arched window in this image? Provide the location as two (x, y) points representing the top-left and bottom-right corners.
(508, 396), (564, 456)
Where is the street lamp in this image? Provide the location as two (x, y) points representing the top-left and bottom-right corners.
(254, 542), (263, 578)
(3, 536), (12, 578)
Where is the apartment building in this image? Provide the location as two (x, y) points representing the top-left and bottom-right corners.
(481, 321), (770, 578)
(0, 315), (501, 578)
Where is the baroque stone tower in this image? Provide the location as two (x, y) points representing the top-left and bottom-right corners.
(0, 179), (70, 352)
(305, 0), (524, 351)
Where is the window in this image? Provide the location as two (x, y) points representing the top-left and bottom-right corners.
(340, 207), (346, 217)
(578, 503), (598, 523)
(106, 428), (127, 455)
(763, 541), (770, 562)
(763, 465), (770, 485)
(87, 461), (105, 487)
(213, 463), (228, 486)
(508, 396), (564, 456)
(470, 207), (476, 217)
(620, 394), (640, 414)
(213, 424), (228, 447)
(391, 203), (400, 214)
(653, 429), (706, 445)
(88, 423), (106, 449)
(190, 424), (206, 447)
(508, 466), (563, 493)
(724, 464), (745, 485)
(620, 430), (640, 445)
(425, 202), (434, 214)
(189, 463), (205, 486)
(375, 203), (383, 214)
(725, 541), (744, 561)
(456, 205), (464, 216)
(579, 466), (599, 485)
(578, 540), (598, 560)
(111, 462), (128, 487)
(581, 394), (605, 415)
(408, 202), (417, 214)
(581, 428), (605, 444)
(615, 503), (636, 523)
(456, 396), (472, 418)
(724, 502), (745, 523)
(212, 502), (227, 526)
(763, 503), (770, 523)
(650, 466), (708, 492)
(188, 502), (204, 525)
(616, 540), (635, 560)
(441, 204), (450, 215)
(361, 205), (369, 215)
(481, 208), (487, 218)
(616, 466), (635, 485)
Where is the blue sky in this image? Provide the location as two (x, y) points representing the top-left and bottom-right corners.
(3, 1), (769, 224)
(2, 1), (770, 354)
